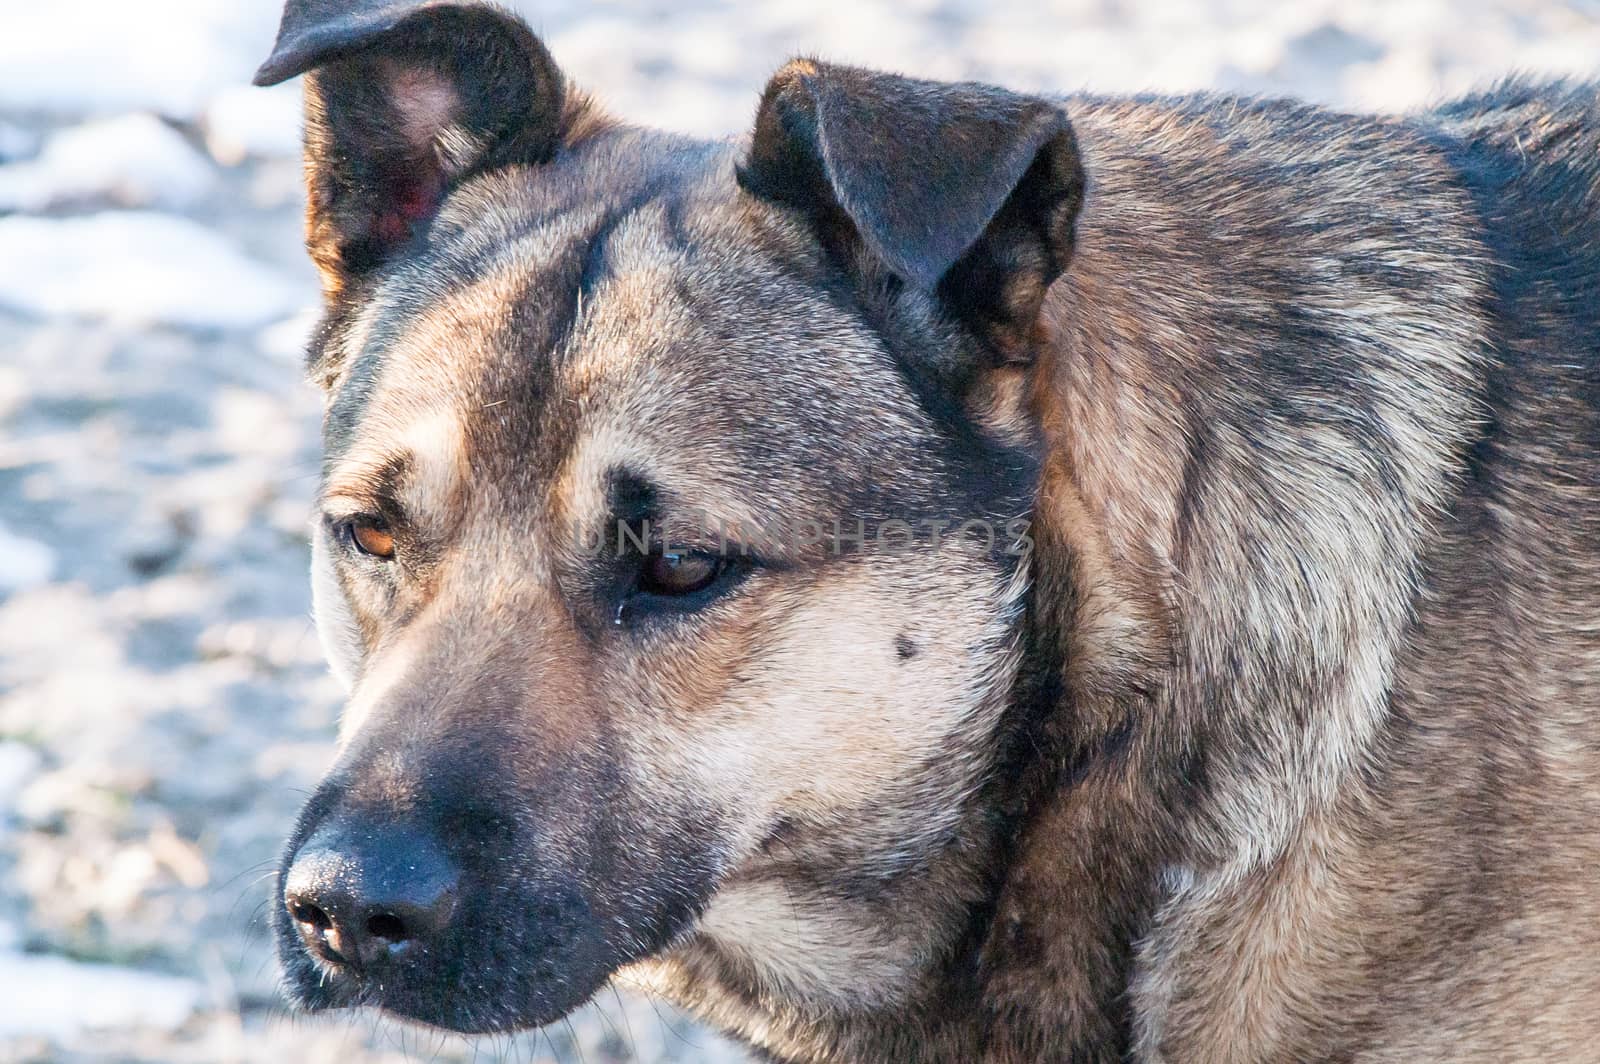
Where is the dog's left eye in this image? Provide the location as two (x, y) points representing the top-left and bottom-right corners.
(638, 550), (723, 596)
(341, 517), (396, 560)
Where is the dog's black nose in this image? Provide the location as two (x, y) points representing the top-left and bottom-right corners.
(283, 823), (459, 972)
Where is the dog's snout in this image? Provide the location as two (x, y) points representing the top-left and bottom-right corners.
(283, 822), (459, 973)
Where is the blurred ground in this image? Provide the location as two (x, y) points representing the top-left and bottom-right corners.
(0, 1), (1596, 1061)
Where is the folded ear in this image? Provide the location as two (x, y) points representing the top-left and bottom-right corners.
(739, 60), (1085, 359)
(255, 0), (567, 297)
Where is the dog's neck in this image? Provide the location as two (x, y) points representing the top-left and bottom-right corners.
(637, 96), (1493, 1064)
(952, 274), (1196, 1060)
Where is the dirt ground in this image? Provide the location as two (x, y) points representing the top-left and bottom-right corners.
(1, 1), (1596, 1061)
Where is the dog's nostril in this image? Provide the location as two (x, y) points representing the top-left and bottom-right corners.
(291, 901), (332, 932)
(283, 822), (459, 971)
(365, 912), (408, 943)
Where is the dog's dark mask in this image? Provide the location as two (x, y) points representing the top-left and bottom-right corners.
(257, 0), (1083, 1035)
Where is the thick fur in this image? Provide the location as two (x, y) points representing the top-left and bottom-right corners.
(256, 2), (1600, 1060)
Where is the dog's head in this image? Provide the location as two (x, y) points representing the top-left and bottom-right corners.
(259, 0), (1084, 1034)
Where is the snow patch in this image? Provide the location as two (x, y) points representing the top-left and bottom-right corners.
(0, 523), (55, 593)
(0, 952), (203, 1039)
(0, 0), (277, 120)
(203, 83), (304, 165)
(0, 742), (44, 811)
(0, 212), (311, 330)
(0, 122), (39, 165)
(0, 114), (216, 212)
(255, 307), (320, 364)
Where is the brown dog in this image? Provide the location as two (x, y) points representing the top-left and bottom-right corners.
(254, 2), (1600, 1060)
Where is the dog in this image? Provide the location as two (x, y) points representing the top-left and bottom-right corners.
(254, 1), (1600, 1060)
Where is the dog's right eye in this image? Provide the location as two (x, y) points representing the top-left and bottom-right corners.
(638, 550), (723, 597)
(612, 549), (746, 628)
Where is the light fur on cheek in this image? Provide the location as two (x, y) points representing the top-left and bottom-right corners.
(311, 525), (362, 691)
(696, 880), (919, 1008)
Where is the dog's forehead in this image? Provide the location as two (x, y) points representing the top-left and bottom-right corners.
(321, 129), (940, 522)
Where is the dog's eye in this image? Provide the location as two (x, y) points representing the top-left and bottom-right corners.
(344, 518), (395, 560)
(638, 550), (723, 597)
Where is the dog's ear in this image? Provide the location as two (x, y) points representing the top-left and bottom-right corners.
(739, 60), (1085, 360)
(255, 1), (567, 297)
